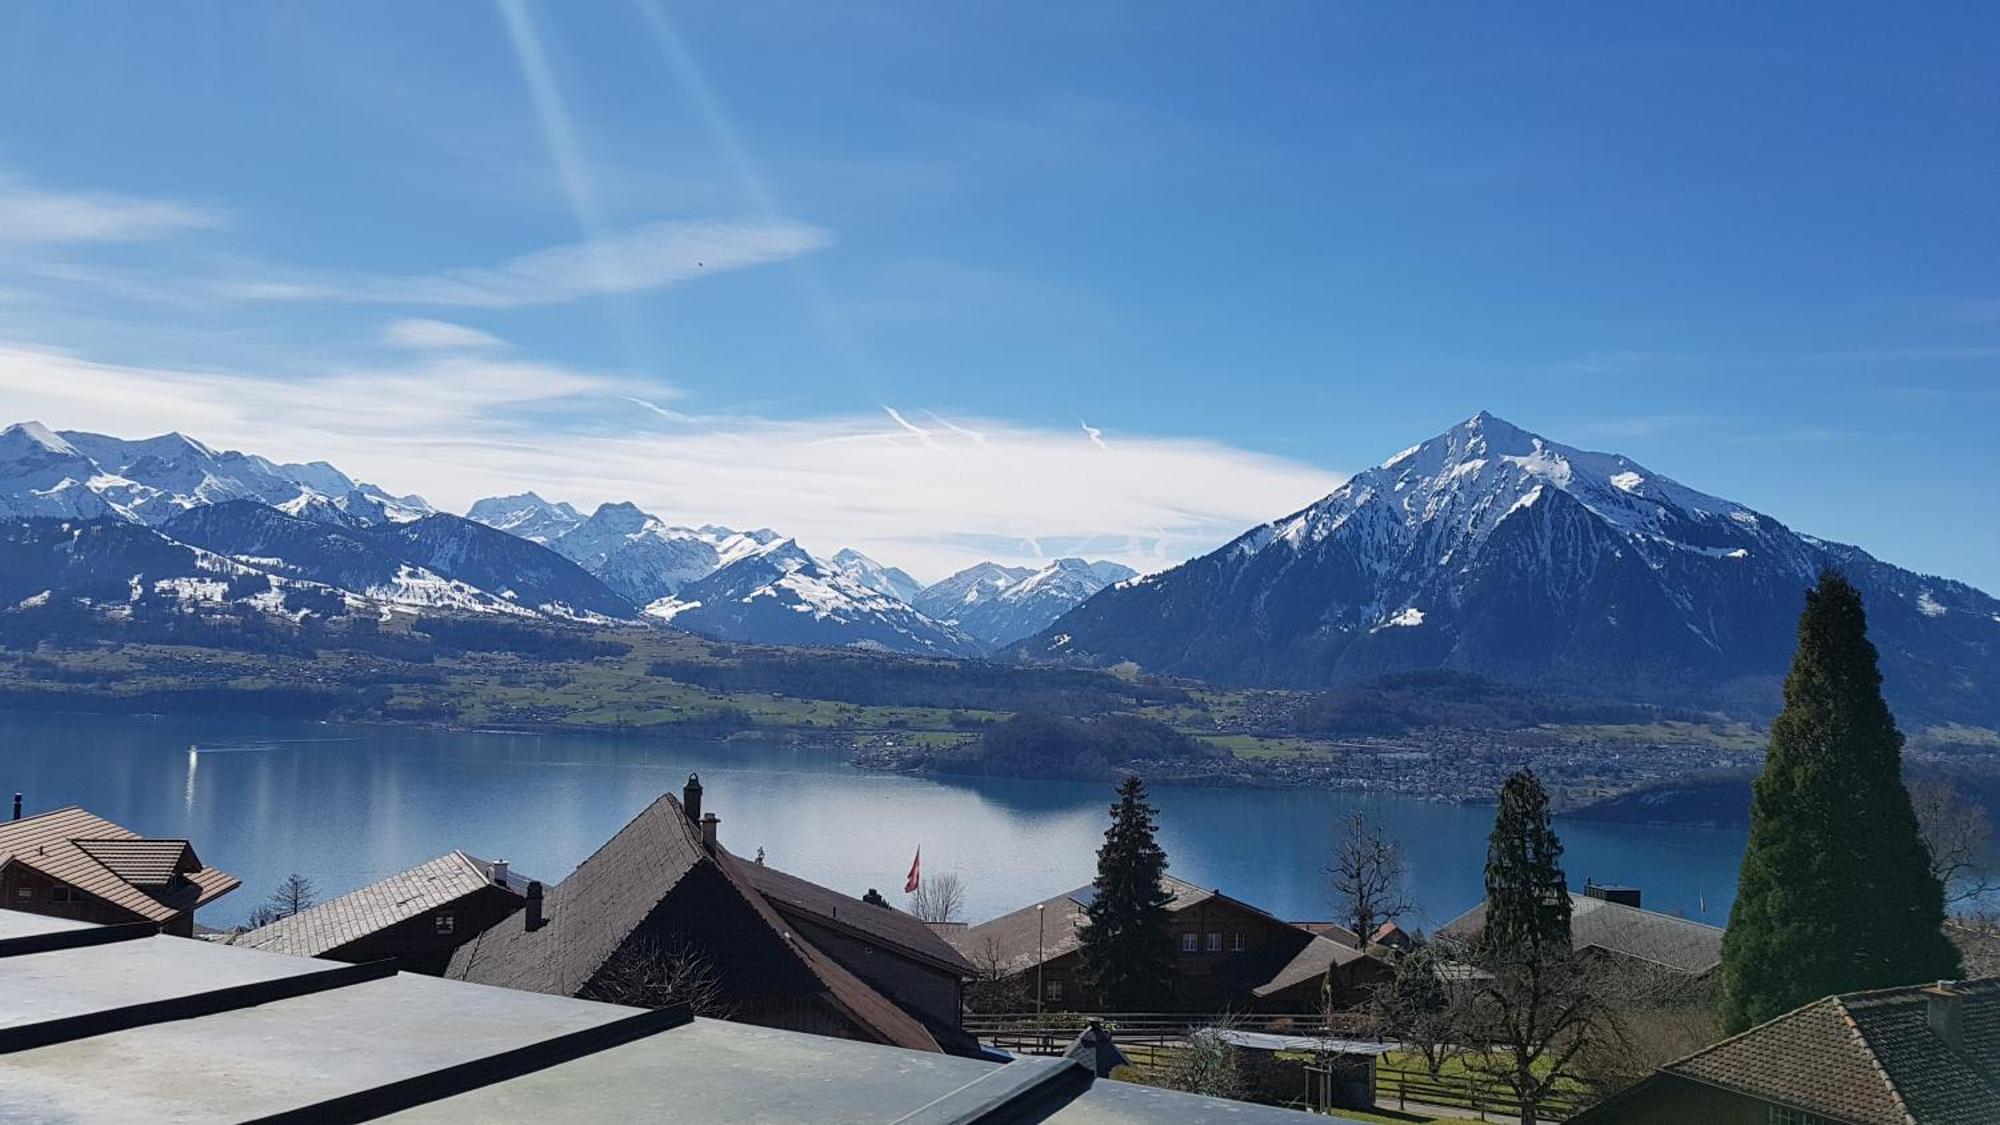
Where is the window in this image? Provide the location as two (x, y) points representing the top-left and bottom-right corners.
(433, 912), (457, 935)
(1769, 1110), (1829, 1125)
(51, 885), (79, 904)
(1047, 980), (1063, 1001)
(1207, 932), (1222, 952)
(14, 887), (29, 900)
(1231, 932), (1245, 952)
(1181, 933), (1198, 953)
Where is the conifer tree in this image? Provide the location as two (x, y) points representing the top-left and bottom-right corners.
(1078, 775), (1176, 1010)
(1482, 768), (1571, 961)
(1718, 571), (1960, 1033)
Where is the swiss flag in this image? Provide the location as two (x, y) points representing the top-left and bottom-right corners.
(904, 846), (922, 894)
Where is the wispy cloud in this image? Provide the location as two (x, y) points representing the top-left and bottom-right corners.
(0, 176), (224, 244)
(216, 218), (832, 309)
(0, 338), (1340, 581)
(382, 319), (510, 351)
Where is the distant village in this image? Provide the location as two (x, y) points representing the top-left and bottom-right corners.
(3, 574), (1995, 1122)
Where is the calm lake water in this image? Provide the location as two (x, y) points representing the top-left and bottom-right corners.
(0, 711), (1751, 931)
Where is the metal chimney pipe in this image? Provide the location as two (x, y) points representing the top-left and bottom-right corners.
(11, 793), (20, 821)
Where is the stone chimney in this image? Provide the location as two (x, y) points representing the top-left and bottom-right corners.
(700, 812), (720, 851)
(683, 773), (703, 823)
(525, 881), (546, 932)
(1925, 981), (1965, 1051)
(490, 859), (509, 887)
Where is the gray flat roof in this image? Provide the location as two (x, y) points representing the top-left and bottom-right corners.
(0, 918), (1349, 1123)
(0, 933), (326, 1030)
(0, 909), (96, 939)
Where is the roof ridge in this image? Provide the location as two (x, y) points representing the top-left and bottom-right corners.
(1830, 996), (1919, 1125)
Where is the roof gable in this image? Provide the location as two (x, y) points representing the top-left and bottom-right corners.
(742, 861), (974, 976)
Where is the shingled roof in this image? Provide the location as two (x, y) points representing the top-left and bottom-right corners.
(0, 806), (237, 924)
(445, 792), (939, 1054)
(1641, 977), (2000, 1124)
(1252, 934), (1380, 999)
(228, 851), (519, 959)
(743, 860), (974, 977)
(1438, 890), (1724, 975)
(956, 874), (1220, 977)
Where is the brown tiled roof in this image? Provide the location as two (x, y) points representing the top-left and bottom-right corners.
(229, 851), (515, 959)
(956, 875), (1221, 977)
(743, 861), (974, 977)
(0, 805), (238, 923)
(1662, 977), (2000, 1124)
(1438, 891), (1723, 975)
(1292, 920), (1364, 945)
(445, 793), (939, 1054)
(71, 838), (196, 889)
(1252, 935), (1382, 998)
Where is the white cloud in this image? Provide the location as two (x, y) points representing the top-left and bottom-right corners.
(217, 218), (832, 309)
(0, 341), (1341, 582)
(0, 177), (224, 243)
(382, 318), (510, 351)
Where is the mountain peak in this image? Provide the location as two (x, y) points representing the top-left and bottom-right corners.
(1, 420), (78, 456)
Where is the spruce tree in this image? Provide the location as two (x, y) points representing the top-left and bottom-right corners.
(1718, 571), (1960, 1033)
(1482, 768), (1572, 962)
(1078, 775), (1176, 1010)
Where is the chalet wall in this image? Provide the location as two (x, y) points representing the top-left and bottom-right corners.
(323, 883), (524, 975)
(2, 861), (152, 930)
(784, 915), (962, 1031)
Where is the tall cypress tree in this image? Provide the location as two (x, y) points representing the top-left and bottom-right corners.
(1079, 775), (1176, 1010)
(1718, 571), (1960, 1033)
(1482, 768), (1572, 962)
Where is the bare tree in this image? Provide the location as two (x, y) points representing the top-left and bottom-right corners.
(580, 936), (733, 1018)
(1163, 1016), (1245, 1101)
(1328, 811), (1411, 946)
(270, 873), (316, 919)
(1459, 942), (1611, 1125)
(1910, 777), (1996, 909)
(965, 933), (1030, 1013)
(909, 871), (967, 923)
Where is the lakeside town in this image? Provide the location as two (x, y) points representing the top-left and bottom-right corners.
(6, 574), (1996, 1121)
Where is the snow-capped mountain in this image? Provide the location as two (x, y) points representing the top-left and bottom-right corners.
(162, 502), (540, 618)
(830, 548), (925, 604)
(364, 514), (634, 621)
(914, 558), (1137, 649)
(0, 421), (435, 530)
(1016, 412), (2000, 727)
(911, 561), (1037, 623)
(646, 537), (981, 657)
(0, 517), (356, 620)
(465, 493), (583, 544)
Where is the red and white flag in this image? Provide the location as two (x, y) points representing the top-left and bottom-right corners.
(904, 846), (922, 894)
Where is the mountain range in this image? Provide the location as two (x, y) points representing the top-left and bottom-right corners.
(1016, 412), (2000, 727)
(0, 421), (1129, 656)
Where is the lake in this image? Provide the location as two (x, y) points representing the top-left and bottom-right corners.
(0, 711), (1751, 931)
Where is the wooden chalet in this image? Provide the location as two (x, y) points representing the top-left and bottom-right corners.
(0, 802), (238, 937)
(446, 775), (958, 1055)
(226, 850), (528, 974)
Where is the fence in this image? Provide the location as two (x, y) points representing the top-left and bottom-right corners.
(965, 1011), (1378, 1080)
(1373, 1061), (1582, 1121)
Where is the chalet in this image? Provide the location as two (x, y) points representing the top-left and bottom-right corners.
(1250, 933), (1394, 1012)
(957, 875), (1385, 1012)
(446, 775), (955, 1055)
(1438, 884), (1724, 980)
(226, 850), (528, 974)
(1573, 977), (2000, 1123)
(0, 801), (238, 937)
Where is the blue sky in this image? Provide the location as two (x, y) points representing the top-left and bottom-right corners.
(1, 3), (1995, 586)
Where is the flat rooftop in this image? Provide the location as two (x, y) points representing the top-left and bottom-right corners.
(0, 909), (1347, 1123)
